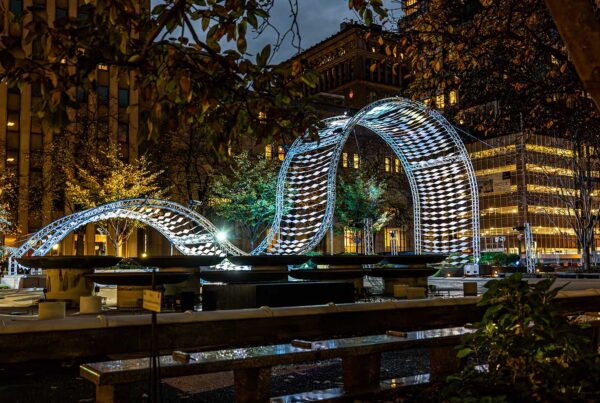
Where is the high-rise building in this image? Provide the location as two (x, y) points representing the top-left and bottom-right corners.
(279, 22), (412, 254)
(397, 0), (600, 263)
(288, 21), (403, 113)
(0, 0), (142, 256)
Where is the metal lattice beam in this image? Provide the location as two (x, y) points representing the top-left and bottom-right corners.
(253, 98), (480, 263)
(10, 98), (479, 270)
(8, 198), (245, 274)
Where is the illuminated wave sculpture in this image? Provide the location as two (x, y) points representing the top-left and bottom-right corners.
(253, 97), (480, 263)
(9, 98), (479, 272)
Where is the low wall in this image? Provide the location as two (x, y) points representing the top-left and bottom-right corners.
(1, 290), (599, 364)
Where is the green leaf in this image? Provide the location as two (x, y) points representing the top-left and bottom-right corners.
(256, 44), (271, 67)
(457, 347), (473, 359)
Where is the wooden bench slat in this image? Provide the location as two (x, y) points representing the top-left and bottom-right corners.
(80, 326), (471, 386)
(270, 373), (431, 402)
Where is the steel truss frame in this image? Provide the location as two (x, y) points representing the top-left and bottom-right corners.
(253, 98), (480, 263)
(8, 198), (245, 274)
(9, 98), (479, 270)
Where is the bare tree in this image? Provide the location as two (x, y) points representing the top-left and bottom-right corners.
(527, 135), (600, 269)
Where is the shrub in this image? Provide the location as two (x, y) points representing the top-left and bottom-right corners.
(444, 273), (600, 402)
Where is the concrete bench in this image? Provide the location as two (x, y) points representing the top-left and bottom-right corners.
(80, 326), (472, 403)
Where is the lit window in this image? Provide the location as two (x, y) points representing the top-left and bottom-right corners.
(385, 157), (390, 172)
(98, 64), (109, 71)
(278, 145), (285, 161)
(342, 152), (348, 168)
(403, 0), (419, 16)
(384, 228), (404, 252)
(353, 153), (359, 169)
(423, 98), (431, 106)
(344, 227), (362, 253)
(265, 144), (272, 160)
(258, 111), (267, 123)
(395, 158), (400, 173)
(435, 93), (445, 109)
(448, 90), (458, 106)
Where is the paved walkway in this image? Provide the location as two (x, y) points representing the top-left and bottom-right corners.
(0, 288), (43, 309)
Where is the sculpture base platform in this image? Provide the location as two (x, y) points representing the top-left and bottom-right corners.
(202, 281), (354, 311)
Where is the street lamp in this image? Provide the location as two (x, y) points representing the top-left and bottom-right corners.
(216, 231), (227, 242)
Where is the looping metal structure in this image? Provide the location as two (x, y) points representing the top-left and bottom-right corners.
(10, 98), (479, 270)
(9, 198), (245, 272)
(253, 97), (480, 263)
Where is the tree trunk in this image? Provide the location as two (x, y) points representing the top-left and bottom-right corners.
(75, 228), (85, 255)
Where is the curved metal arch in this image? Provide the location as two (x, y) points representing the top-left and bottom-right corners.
(253, 97), (480, 262)
(10, 198), (245, 265)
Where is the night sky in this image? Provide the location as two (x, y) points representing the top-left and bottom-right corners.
(244, 0), (402, 62)
(155, 1), (401, 63)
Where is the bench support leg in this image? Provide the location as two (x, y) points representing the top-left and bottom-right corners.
(95, 384), (130, 403)
(342, 354), (381, 389)
(234, 366), (271, 403)
(428, 345), (459, 382)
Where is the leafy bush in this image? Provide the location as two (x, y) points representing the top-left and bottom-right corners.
(479, 252), (520, 266)
(444, 274), (600, 402)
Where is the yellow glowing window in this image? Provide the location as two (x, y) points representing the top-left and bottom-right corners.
(258, 111), (267, 122)
(98, 64), (108, 71)
(344, 227), (362, 253)
(353, 153), (360, 169)
(475, 165), (517, 176)
(528, 205), (576, 216)
(448, 90), (458, 106)
(384, 228), (405, 252)
(265, 144), (272, 160)
(404, 0), (419, 16)
(469, 145), (516, 160)
(385, 157), (391, 172)
(435, 93), (445, 109)
(342, 152), (348, 168)
(395, 158), (400, 173)
(278, 146), (285, 161)
(423, 98), (431, 106)
(480, 206), (519, 216)
(524, 144), (573, 158)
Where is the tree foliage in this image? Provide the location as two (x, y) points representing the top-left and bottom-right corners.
(0, 170), (18, 235)
(66, 144), (164, 255)
(335, 171), (390, 232)
(445, 273), (600, 402)
(0, 0), (387, 150)
(209, 151), (280, 249)
(384, 0), (600, 139)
